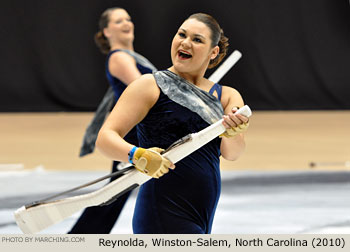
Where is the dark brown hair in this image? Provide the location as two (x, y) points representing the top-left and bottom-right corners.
(94, 7), (123, 54)
(187, 13), (229, 69)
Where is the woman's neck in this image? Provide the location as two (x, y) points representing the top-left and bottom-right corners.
(168, 66), (207, 86)
(110, 41), (134, 51)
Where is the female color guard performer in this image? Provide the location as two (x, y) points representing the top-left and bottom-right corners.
(69, 7), (156, 234)
(95, 13), (249, 233)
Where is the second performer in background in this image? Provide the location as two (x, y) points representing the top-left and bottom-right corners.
(69, 7), (156, 234)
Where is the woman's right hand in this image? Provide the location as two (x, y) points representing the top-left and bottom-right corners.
(133, 147), (175, 178)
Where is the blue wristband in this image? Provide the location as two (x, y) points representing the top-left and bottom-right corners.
(128, 146), (138, 164)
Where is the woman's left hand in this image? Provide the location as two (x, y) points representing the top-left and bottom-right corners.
(220, 107), (250, 138)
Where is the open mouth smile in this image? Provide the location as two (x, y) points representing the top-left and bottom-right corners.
(178, 50), (192, 60)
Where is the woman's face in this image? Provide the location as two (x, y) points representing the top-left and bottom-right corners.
(171, 18), (219, 75)
(104, 9), (134, 44)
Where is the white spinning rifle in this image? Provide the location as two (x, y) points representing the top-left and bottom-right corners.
(14, 50), (249, 234)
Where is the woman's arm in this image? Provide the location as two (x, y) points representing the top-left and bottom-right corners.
(96, 74), (159, 162)
(108, 51), (142, 84)
(220, 86), (249, 161)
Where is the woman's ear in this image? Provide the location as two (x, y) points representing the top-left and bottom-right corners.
(210, 45), (220, 60)
(103, 27), (110, 38)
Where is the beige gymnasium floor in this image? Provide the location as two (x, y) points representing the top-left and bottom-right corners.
(1, 110), (349, 172)
(1, 110), (350, 234)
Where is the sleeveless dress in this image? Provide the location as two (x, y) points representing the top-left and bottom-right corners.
(106, 49), (156, 102)
(79, 49), (156, 156)
(132, 70), (223, 234)
(105, 49), (156, 145)
(69, 50), (156, 234)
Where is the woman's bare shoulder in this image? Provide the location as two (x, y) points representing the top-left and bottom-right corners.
(129, 73), (156, 87)
(122, 73), (159, 105)
(109, 50), (135, 63)
(221, 85), (244, 110)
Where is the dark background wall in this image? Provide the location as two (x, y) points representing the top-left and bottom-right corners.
(0, 0), (349, 112)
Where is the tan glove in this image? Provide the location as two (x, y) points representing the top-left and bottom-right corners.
(133, 147), (174, 179)
(220, 122), (249, 138)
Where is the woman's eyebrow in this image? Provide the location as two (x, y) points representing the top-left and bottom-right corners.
(179, 28), (205, 39)
(194, 33), (205, 39)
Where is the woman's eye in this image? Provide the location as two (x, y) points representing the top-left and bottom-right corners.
(193, 38), (202, 43)
(178, 32), (186, 38)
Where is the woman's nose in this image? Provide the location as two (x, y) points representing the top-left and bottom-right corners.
(181, 37), (191, 48)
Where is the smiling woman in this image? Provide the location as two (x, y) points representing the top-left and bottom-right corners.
(173, 13), (229, 70)
(69, 7), (157, 234)
(94, 13), (249, 234)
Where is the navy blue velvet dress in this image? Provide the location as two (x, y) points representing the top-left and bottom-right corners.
(69, 50), (155, 234)
(105, 49), (155, 145)
(133, 71), (223, 234)
(106, 49), (155, 102)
